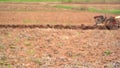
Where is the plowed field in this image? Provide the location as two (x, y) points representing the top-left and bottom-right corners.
(0, 2), (120, 68)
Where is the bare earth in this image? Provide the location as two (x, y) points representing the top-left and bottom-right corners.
(0, 11), (103, 25)
(0, 2), (120, 68)
(0, 2), (117, 25)
(0, 28), (120, 68)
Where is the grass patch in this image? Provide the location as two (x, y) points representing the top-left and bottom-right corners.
(3, 32), (11, 37)
(73, 6), (120, 14)
(54, 5), (120, 14)
(15, 38), (20, 42)
(87, 7), (120, 14)
(0, 61), (10, 66)
(31, 58), (42, 65)
(104, 50), (112, 56)
(0, 54), (10, 66)
(54, 5), (74, 9)
(0, 45), (5, 49)
(23, 19), (40, 24)
(7, 64), (11, 68)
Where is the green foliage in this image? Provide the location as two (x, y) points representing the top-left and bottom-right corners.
(54, 5), (120, 14)
(0, 61), (9, 65)
(23, 19), (40, 24)
(54, 5), (74, 9)
(104, 50), (112, 56)
(31, 58), (42, 65)
(7, 64), (11, 68)
(3, 32), (11, 37)
(0, 55), (10, 66)
(0, 45), (5, 49)
(87, 8), (120, 14)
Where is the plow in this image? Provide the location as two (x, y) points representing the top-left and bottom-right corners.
(94, 15), (120, 30)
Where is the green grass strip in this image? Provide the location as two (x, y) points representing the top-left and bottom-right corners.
(54, 5), (74, 9)
(54, 5), (120, 14)
(88, 8), (120, 14)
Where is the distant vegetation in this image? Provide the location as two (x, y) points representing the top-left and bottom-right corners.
(0, 0), (120, 3)
(54, 5), (74, 9)
(87, 8), (120, 14)
(54, 5), (120, 14)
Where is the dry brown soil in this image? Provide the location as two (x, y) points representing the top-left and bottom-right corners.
(0, 2), (120, 68)
(0, 2), (117, 25)
(0, 28), (120, 68)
